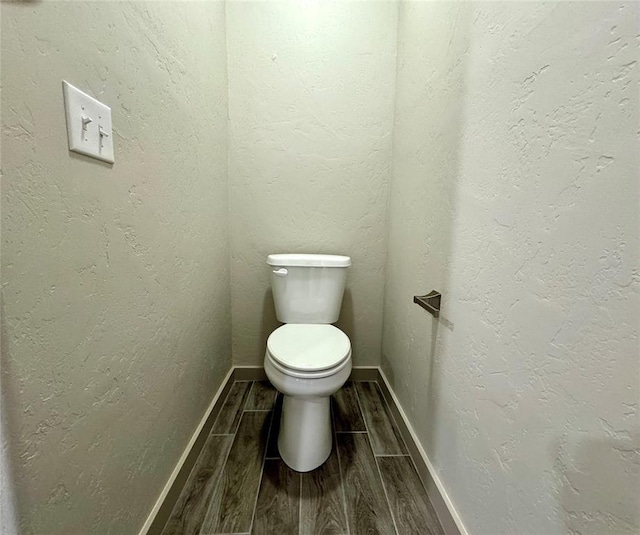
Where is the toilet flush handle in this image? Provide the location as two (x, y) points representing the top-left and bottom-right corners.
(272, 268), (288, 277)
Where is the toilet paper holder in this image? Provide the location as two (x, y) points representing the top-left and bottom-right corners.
(413, 290), (441, 318)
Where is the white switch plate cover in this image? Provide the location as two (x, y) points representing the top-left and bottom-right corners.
(62, 81), (114, 163)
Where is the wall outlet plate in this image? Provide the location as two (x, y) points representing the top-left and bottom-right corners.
(62, 80), (114, 164)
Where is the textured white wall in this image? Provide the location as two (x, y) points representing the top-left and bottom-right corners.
(383, 2), (639, 534)
(227, 0), (397, 366)
(1, 2), (231, 534)
(4, 2), (638, 534)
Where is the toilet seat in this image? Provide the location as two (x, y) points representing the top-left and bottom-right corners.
(266, 324), (351, 378)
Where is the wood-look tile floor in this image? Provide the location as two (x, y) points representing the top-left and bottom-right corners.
(163, 380), (444, 535)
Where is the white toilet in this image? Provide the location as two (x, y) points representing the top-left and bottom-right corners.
(264, 253), (352, 472)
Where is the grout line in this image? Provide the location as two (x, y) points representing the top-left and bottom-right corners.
(242, 381), (256, 412)
(353, 382), (400, 535)
(209, 433), (235, 437)
(332, 397), (351, 535)
(247, 402), (276, 534)
(373, 381), (411, 454)
(210, 380), (239, 434)
(199, 413), (238, 534)
(375, 455), (401, 535)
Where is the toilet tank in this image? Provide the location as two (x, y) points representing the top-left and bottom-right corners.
(267, 254), (351, 324)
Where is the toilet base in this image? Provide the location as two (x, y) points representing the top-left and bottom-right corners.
(278, 395), (331, 472)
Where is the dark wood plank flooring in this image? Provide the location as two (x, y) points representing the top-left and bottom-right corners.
(210, 381), (253, 435)
(378, 456), (445, 535)
(300, 446), (346, 534)
(163, 380), (444, 535)
(246, 381), (277, 411)
(201, 411), (270, 534)
(162, 436), (233, 535)
(355, 381), (408, 455)
(253, 459), (300, 535)
(338, 432), (396, 534)
(332, 381), (366, 433)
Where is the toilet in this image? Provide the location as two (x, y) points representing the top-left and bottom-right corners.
(264, 253), (352, 472)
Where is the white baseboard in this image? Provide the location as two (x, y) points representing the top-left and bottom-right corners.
(138, 366), (234, 535)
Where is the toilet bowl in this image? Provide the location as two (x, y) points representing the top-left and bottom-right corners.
(264, 324), (351, 472)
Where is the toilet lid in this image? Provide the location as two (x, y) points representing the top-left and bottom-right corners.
(267, 324), (351, 372)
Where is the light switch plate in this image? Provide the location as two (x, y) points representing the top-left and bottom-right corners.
(62, 80), (114, 163)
